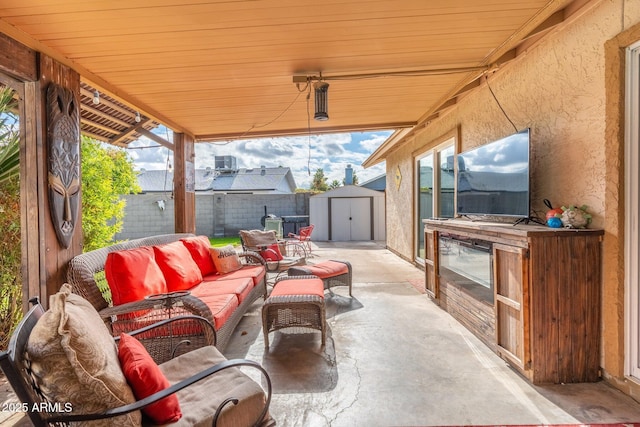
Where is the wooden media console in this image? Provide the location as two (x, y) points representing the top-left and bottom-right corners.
(423, 219), (603, 384)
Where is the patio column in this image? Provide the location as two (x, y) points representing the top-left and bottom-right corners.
(173, 132), (196, 234)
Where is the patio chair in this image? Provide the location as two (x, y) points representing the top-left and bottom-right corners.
(239, 229), (306, 274)
(0, 291), (274, 427)
(287, 224), (314, 255)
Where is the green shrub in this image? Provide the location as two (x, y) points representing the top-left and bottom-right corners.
(0, 175), (21, 349)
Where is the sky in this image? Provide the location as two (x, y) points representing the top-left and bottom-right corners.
(126, 128), (393, 189)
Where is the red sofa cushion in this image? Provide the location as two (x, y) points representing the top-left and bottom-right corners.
(118, 333), (182, 424)
(105, 246), (167, 306)
(197, 277), (253, 303)
(187, 291), (238, 330)
(181, 236), (217, 276)
(203, 265), (266, 287)
(153, 241), (203, 292)
(271, 278), (324, 298)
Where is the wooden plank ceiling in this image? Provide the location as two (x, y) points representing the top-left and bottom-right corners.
(0, 0), (587, 146)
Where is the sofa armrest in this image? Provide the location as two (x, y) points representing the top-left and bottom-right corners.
(116, 315), (217, 363)
(45, 357), (273, 427)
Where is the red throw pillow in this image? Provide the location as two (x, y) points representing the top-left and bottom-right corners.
(118, 334), (182, 424)
(260, 243), (283, 262)
(153, 241), (203, 292)
(209, 245), (243, 274)
(105, 246), (167, 306)
(181, 236), (217, 276)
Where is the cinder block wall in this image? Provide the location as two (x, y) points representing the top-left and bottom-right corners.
(115, 192), (309, 240)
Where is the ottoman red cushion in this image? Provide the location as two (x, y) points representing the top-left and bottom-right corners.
(271, 278), (324, 299)
(302, 261), (349, 279)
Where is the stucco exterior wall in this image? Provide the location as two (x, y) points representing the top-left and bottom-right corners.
(383, 0), (640, 396)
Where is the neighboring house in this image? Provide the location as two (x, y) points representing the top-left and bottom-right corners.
(137, 157), (297, 194)
(359, 174), (386, 191)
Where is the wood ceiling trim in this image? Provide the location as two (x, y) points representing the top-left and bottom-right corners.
(196, 121), (416, 142)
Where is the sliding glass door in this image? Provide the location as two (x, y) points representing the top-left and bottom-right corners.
(415, 142), (455, 262)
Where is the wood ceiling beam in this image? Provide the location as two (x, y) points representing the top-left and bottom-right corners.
(81, 129), (111, 142)
(80, 117), (117, 135)
(109, 119), (153, 146)
(195, 121), (416, 142)
(82, 103), (131, 129)
(138, 128), (173, 150)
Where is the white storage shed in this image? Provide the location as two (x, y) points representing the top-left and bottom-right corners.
(310, 185), (386, 241)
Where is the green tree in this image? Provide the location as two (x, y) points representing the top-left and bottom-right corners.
(329, 179), (341, 189)
(81, 137), (140, 251)
(310, 168), (328, 192)
(0, 87), (19, 184)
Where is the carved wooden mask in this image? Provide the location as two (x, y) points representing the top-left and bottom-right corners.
(47, 83), (80, 249)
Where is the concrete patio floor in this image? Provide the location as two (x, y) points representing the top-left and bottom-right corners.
(224, 241), (640, 427)
(2, 241), (640, 426)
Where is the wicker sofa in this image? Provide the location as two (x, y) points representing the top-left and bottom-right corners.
(66, 233), (267, 351)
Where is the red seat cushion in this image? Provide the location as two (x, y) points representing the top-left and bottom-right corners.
(204, 265), (265, 286)
(153, 241), (203, 292)
(118, 334), (182, 424)
(188, 293), (238, 330)
(301, 261), (349, 279)
(181, 236), (217, 276)
(271, 278), (324, 299)
(105, 246), (167, 306)
(194, 277), (253, 303)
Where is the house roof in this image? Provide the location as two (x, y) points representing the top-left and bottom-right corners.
(0, 1), (596, 147)
(137, 166), (297, 193)
(359, 174), (387, 191)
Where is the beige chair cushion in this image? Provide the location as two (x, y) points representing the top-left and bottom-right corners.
(239, 229), (278, 248)
(26, 284), (140, 427)
(158, 346), (268, 427)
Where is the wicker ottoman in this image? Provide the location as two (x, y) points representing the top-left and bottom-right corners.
(288, 260), (353, 296)
(262, 276), (326, 350)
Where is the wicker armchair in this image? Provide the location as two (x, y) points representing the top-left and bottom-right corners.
(0, 299), (274, 427)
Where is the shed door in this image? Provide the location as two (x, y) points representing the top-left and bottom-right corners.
(330, 197), (372, 241)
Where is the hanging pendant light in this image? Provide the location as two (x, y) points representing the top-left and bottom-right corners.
(314, 81), (329, 121)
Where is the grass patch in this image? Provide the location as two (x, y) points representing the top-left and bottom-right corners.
(209, 236), (242, 247)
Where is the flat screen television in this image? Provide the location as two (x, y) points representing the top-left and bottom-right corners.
(456, 128), (530, 218)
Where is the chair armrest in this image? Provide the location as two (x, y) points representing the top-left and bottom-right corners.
(45, 358), (272, 427)
(239, 250), (266, 265)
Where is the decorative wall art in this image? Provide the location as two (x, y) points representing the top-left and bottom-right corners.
(46, 83), (80, 249)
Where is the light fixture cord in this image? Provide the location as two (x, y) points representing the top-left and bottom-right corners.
(237, 82), (309, 140)
(486, 78), (518, 132)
